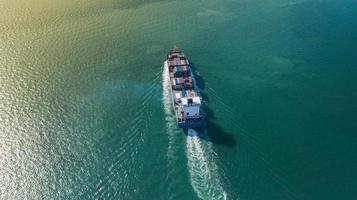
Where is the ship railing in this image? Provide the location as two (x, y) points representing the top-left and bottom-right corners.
(185, 115), (204, 119)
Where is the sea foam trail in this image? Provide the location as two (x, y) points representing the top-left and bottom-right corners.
(162, 63), (228, 200)
(162, 63), (181, 199)
(162, 64), (177, 162)
(186, 130), (228, 200)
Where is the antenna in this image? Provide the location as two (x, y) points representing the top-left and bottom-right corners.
(173, 45), (179, 51)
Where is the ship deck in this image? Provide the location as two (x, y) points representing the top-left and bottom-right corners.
(166, 49), (205, 129)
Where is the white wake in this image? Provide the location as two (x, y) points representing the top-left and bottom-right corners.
(186, 130), (228, 200)
(162, 63), (177, 161)
(162, 63), (181, 199)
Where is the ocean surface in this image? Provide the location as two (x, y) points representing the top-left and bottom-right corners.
(1, 0), (357, 199)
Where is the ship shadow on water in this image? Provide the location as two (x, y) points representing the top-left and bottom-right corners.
(184, 62), (237, 148)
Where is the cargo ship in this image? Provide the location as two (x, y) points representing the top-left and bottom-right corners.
(164, 48), (205, 129)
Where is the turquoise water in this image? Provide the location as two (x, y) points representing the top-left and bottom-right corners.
(1, 0), (357, 199)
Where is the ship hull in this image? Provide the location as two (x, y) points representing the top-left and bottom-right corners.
(164, 52), (205, 129)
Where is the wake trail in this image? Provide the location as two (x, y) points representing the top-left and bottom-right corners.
(162, 64), (181, 199)
(186, 130), (228, 200)
(162, 64), (178, 161)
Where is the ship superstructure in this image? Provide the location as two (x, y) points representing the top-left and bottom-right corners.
(164, 48), (205, 128)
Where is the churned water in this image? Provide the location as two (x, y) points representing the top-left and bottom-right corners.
(1, 0), (357, 199)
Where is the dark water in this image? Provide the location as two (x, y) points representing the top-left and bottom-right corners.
(1, 0), (357, 199)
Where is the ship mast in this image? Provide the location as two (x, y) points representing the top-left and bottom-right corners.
(173, 45), (179, 52)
